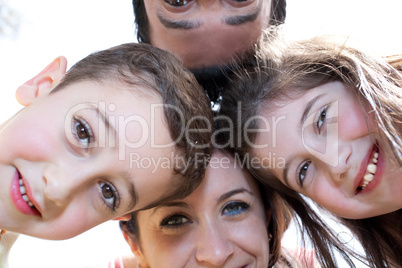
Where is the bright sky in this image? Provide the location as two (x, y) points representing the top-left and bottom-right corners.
(1, 0), (401, 267)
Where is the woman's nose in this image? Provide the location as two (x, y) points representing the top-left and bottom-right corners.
(195, 223), (234, 266)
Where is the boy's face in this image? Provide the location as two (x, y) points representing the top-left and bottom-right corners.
(0, 80), (180, 239)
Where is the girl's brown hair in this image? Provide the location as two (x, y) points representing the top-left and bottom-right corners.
(220, 31), (402, 267)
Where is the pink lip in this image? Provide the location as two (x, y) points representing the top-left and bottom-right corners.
(10, 169), (41, 216)
(354, 145), (383, 195)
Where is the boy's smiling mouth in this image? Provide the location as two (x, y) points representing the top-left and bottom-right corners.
(10, 170), (41, 216)
(19, 176), (35, 208)
(356, 146), (379, 193)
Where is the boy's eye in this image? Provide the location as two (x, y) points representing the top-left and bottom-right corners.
(222, 201), (250, 216)
(161, 214), (191, 228)
(73, 117), (94, 150)
(298, 161), (311, 187)
(98, 182), (119, 212)
(164, 0), (191, 6)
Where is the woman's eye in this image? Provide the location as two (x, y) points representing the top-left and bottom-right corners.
(99, 182), (119, 211)
(161, 214), (191, 228)
(222, 201), (250, 216)
(164, 0), (190, 6)
(298, 161), (311, 187)
(73, 117), (94, 150)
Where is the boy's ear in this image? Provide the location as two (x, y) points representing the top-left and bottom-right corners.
(122, 231), (149, 268)
(16, 56), (68, 106)
(113, 214), (132, 221)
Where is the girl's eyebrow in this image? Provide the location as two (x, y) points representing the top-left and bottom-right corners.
(299, 94), (325, 129)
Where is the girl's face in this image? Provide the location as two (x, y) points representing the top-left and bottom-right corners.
(253, 81), (402, 219)
(0, 80), (180, 239)
(130, 151), (270, 268)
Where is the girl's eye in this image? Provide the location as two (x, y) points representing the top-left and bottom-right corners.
(73, 117), (94, 150)
(160, 214), (191, 228)
(222, 201), (250, 216)
(98, 182), (119, 212)
(164, 0), (190, 6)
(298, 161), (311, 187)
(316, 105), (329, 134)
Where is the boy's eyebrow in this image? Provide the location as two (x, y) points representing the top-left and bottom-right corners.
(121, 171), (138, 212)
(94, 106), (116, 139)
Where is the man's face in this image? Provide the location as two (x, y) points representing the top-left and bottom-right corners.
(144, 0), (272, 68)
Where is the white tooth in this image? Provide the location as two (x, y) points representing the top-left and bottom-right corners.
(362, 185), (367, 189)
(372, 158), (378, 163)
(364, 173), (374, 182)
(19, 179), (23, 186)
(22, 195), (30, 202)
(28, 201), (33, 207)
(367, 163), (377, 174)
(20, 186), (26, 195)
(374, 152), (379, 159)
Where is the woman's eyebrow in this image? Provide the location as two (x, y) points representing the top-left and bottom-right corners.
(150, 201), (190, 216)
(218, 188), (254, 202)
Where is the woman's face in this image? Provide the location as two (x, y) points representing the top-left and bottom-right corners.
(129, 151), (270, 267)
(143, 0), (272, 68)
(253, 81), (402, 219)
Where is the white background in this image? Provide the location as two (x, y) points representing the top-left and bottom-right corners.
(1, 0), (401, 267)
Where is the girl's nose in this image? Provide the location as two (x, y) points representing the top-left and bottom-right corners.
(195, 223), (234, 266)
(325, 142), (352, 183)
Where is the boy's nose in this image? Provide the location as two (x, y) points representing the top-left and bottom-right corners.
(43, 164), (90, 206)
(194, 223), (234, 266)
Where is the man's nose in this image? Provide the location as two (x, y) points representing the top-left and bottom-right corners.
(194, 222), (234, 266)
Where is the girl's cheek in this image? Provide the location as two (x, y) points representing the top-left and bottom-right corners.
(338, 102), (370, 139)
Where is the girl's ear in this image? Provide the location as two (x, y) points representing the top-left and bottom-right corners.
(16, 56), (67, 106)
(122, 231), (149, 268)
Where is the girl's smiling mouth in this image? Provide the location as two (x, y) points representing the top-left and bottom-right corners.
(355, 145), (380, 194)
(10, 169), (41, 216)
